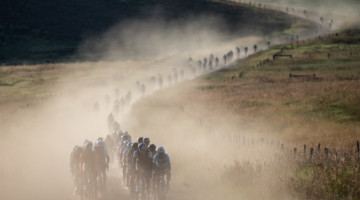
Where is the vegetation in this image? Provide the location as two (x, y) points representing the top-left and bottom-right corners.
(182, 28), (360, 199)
(196, 28), (360, 144)
(0, 0), (296, 65)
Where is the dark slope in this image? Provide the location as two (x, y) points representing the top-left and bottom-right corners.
(0, 0), (294, 64)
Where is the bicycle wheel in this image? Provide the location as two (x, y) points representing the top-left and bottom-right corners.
(97, 172), (104, 200)
(159, 177), (167, 200)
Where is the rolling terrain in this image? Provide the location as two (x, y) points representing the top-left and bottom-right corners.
(0, 0), (359, 200)
(0, 0), (295, 65)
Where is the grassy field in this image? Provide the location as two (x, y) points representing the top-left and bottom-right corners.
(188, 28), (360, 146)
(123, 28), (360, 199)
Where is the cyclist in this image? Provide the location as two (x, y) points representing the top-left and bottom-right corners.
(112, 121), (121, 133)
(93, 138), (110, 187)
(107, 113), (114, 131)
(153, 147), (171, 192)
(134, 143), (153, 198)
(122, 141), (132, 186)
(105, 134), (114, 162)
(137, 137), (144, 144)
(70, 145), (83, 195)
(127, 142), (139, 197)
(79, 141), (98, 195)
(82, 139), (89, 149)
(143, 138), (150, 149)
(118, 133), (131, 167)
(148, 144), (157, 194)
(149, 144), (157, 158)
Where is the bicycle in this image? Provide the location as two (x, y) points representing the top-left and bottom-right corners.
(82, 170), (97, 200)
(154, 174), (167, 200)
(96, 168), (106, 200)
(135, 171), (147, 200)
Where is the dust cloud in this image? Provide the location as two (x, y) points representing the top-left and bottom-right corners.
(249, 0), (360, 29)
(0, 2), (351, 200)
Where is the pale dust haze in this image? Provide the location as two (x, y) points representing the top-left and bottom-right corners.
(0, 2), (357, 200)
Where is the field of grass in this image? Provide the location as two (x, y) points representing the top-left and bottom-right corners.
(191, 29), (360, 145)
(123, 28), (360, 199)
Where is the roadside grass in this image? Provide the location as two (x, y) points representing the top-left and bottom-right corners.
(183, 29), (360, 198)
(115, 28), (360, 199)
(201, 28), (360, 127)
(222, 152), (360, 199)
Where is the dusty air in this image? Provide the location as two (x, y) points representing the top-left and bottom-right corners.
(0, 0), (360, 200)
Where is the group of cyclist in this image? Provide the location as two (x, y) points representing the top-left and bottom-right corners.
(116, 131), (171, 200)
(70, 114), (171, 200)
(70, 137), (110, 198)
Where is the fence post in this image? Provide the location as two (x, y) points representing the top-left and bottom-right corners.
(281, 143), (284, 151)
(324, 148), (329, 158)
(318, 143), (321, 152)
(310, 148), (314, 160)
(304, 144), (307, 155)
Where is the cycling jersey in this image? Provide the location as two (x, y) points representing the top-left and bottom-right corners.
(135, 150), (153, 171)
(153, 153), (171, 173)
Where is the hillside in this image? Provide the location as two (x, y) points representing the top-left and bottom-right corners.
(0, 0), (296, 65)
(124, 28), (360, 199)
(172, 28), (360, 145)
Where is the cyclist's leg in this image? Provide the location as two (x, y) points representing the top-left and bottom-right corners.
(153, 174), (159, 200)
(126, 167), (129, 187)
(123, 165), (127, 184)
(145, 170), (151, 197)
(129, 170), (135, 192)
(102, 167), (107, 186)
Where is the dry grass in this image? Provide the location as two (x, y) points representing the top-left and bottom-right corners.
(145, 28), (360, 199)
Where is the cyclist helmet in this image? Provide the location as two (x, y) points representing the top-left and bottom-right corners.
(137, 137), (144, 143)
(122, 134), (131, 141)
(113, 121), (120, 131)
(138, 143), (146, 152)
(149, 144), (156, 152)
(73, 145), (81, 151)
(95, 140), (105, 147)
(86, 141), (93, 149)
(127, 142), (133, 147)
(144, 137), (150, 144)
(132, 142), (139, 150)
(157, 146), (165, 154)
